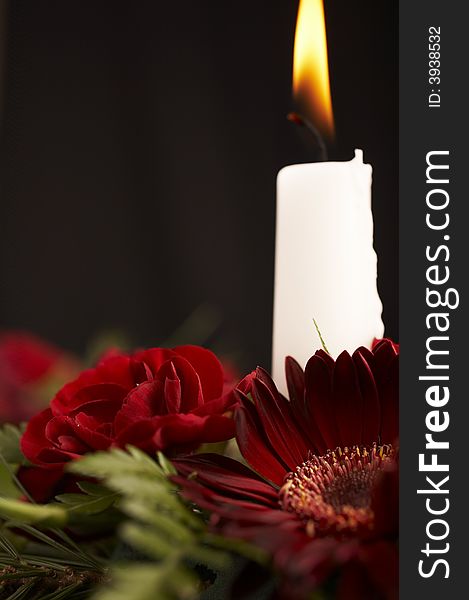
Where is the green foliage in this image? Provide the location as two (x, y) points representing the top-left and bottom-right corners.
(0, 464), (19, 500)
(0, 423), (108, 598)
(0, 498), (67, 528)
(69, 447), (234, 599)
(0, 442), (269, 599)
(69, 447), (203, 532)
(0, 473), (117, 530)
(56, 484), (118, 518)
(313, 319), (330, 355)
(90, 562), (198, 600)
(0, 424), (26, 500)
(0, 554), (105, 600)
(0, 524), (106, 600)
(0, 425), (117, 528)
(0, 424), (25, 465)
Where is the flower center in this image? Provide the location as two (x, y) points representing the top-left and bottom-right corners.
(278, 444), (394, 537)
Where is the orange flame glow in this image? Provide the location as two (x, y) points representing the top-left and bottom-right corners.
(293, 0), (334, 139)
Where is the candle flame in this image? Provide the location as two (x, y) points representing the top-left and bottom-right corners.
(293, 0), (334, 140)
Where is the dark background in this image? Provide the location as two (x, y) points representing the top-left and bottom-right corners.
(0, 0), (397, 372)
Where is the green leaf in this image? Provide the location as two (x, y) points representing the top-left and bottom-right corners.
(0, 424), (25, 465)
(67, 447), (270, 599)
(55, 492), (118, 516)
(120, 523), (176, 560)
(121, 501), (194, 544)
(76, 482), (115, 497)
(91, 563), (198, 600)
(157, 452), (177, 476)
(69, 447), (164, 483)
(0, 498), (67, 527)
(69, 448), (202, 531)
(69, 447), (229, 596)
(0, 462), (21, 499)
(0, 424), (27, 500)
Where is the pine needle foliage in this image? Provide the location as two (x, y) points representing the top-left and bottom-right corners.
(69, 447), (231, 599)
(0, 426), (267, 600)
(0, 424), (106, 600)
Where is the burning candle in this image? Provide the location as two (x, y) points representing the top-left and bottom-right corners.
(271, 0), (384, 391)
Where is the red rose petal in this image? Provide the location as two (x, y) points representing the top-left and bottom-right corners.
(45, 416), (77, 444)
(113, 380), (165, 435)
(173, 345), (225, 401)
(56, 434), (88, 453)
(17, 466), (65, 503)
(67, 392), (126, 420)
(163, 362), (182, 413)
(129, 357), (154, 384)
(152, 413), (235, 451)
(0, 332), (64, 384)
(115, 417), (161, 454)
(72, 413), (114, 450)
(52, 356), (135, 414)
(133, 348), (178, 375)
(20, 345), (242, 489)
(21, 408), (54, 464)
(36, 446), (79, 465)
(191, 389), (238, 418)
(157, 356), (203, 412)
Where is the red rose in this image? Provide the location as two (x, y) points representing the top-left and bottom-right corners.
(20, 345), (237, 501)
(0, 331), (79, 424)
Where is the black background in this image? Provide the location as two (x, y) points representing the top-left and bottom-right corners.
(0, 0), (397, 372)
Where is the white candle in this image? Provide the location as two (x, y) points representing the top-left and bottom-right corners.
(272, 149), (384, 392)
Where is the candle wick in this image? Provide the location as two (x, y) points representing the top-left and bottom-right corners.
(287, 112), (328, 162)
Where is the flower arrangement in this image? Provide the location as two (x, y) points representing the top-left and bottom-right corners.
(0, 333), (398, 600)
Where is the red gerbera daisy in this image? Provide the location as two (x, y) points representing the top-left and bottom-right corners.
(174, 339), (399, 600)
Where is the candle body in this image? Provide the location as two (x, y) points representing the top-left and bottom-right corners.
(272, 151), (384, 391)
